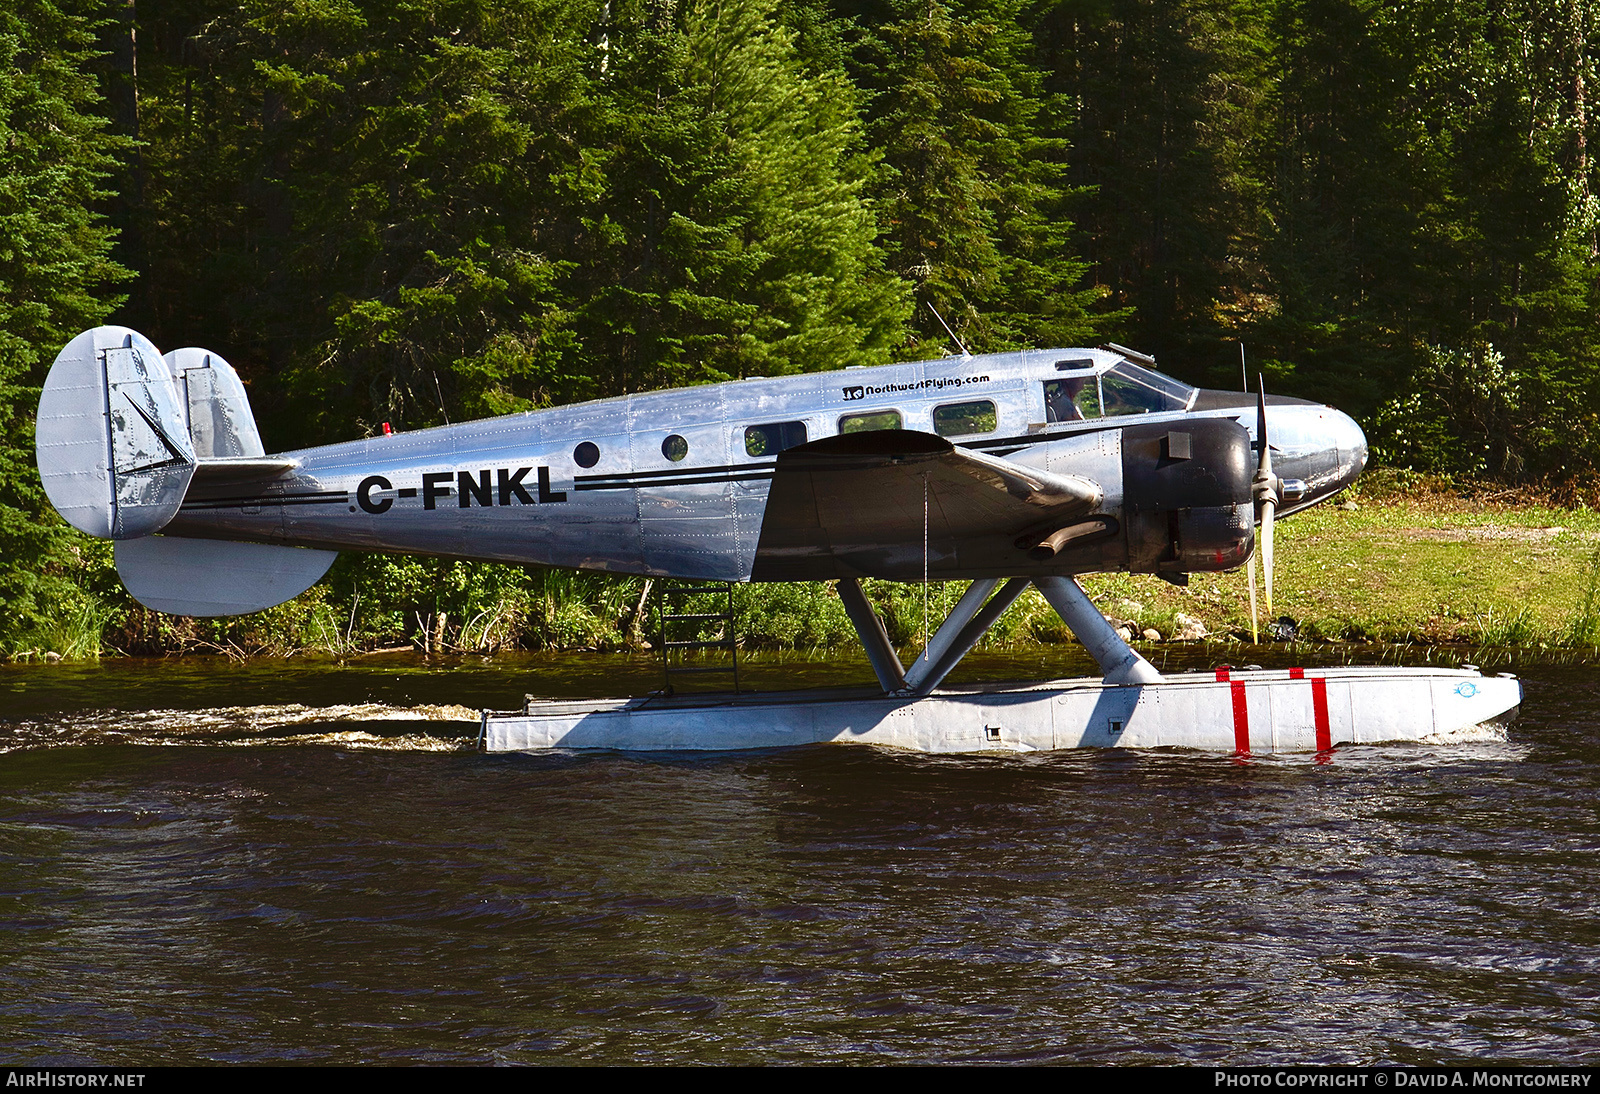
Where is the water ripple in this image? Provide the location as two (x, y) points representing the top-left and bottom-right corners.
(0, 655), (1594, 1063)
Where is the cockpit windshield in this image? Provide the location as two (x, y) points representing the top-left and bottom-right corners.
(1100, 360), (1195, 415)
(1043, 359), (1195, 423)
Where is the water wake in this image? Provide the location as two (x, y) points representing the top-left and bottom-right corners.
(0, 701), (480, 753)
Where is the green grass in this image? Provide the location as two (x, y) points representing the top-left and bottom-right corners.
(1067, 488), (1600, 649)
(20, 482), (1600, 661)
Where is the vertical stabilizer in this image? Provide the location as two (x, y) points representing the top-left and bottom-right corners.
(36, 326), (196, 539)
(163, 346), (266, 458)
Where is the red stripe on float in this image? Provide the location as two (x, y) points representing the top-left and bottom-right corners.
(1216, 666), (1231, 682)
(1289, 667), (1304, 679)
(1230, 680), (1250, 754)
(1311, 676), (1332, 752)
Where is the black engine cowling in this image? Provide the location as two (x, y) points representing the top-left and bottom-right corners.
(1120, 418), (1254, 575)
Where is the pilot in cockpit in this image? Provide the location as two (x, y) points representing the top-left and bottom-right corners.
(1044, 375), (1100, 422)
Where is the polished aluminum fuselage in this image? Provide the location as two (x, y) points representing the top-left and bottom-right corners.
(166, 348), (1367, 581)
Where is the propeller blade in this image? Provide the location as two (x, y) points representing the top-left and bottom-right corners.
(1247, 540), (1259, 644)
(1256, 377), (1273, 477)
(1262, 494), (1276, 621)
(1253, 375), (1277, 628)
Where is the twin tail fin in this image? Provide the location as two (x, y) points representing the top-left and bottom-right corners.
(35, 326), (335, 617)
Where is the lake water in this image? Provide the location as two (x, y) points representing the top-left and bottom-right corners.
(1, 648), (1596, 1065)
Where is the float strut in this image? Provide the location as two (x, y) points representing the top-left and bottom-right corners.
(836, 577), (906, 692)
(1033, 576), (1163, 685)
(903, 577), (1030, 697)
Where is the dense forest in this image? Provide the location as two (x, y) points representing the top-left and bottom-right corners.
(4, 0), (1600, 658)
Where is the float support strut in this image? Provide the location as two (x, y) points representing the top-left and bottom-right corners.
(904, 577), (1030, 697)
(1033, 575), (1163, 685)
(836, 577), (906, 692)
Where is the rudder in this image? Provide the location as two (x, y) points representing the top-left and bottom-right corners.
(36, 326), (197, 539)
(163, 346), (266, 459)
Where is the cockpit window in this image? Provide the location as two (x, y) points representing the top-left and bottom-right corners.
(1044, 375), (1101, 422)
(1100, 360), (1194, 416)
(744, 421), (808, 457)
(1044, 361), (1194, 423)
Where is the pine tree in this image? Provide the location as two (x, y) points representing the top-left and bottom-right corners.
(1265, 0), (1600, 466)
(1037, 0), (1274, 380)
(124, 0), (603, 440)
(131, 0), (905, 436)
(0, 0), (130, 653)
(851, 0), (1101, 354)
(570, 0), (909, 392)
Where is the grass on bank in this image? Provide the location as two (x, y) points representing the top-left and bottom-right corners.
(9, 471), (1600, 661)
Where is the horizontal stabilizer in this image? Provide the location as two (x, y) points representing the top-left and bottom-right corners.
(190, 457), (299, 486)
(115, 536), (337, 617)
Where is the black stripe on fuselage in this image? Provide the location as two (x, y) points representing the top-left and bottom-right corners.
(961, 426), (1097, 450)
(576, 472), (776, 491)
(570, 430), (1113, 491)
(956, 414), (1246, 454)
(576, 460), (776, 485)
(181, 490), (349, 511)
(175, 416), (1238, 509)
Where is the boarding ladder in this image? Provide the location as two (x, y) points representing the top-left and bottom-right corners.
(655, 580), (741, 694)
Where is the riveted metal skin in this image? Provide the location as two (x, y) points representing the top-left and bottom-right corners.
(38, 329), (1369, 599)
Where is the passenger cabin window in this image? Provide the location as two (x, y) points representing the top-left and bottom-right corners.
(933, 399), (997, 437)
(744, 421), (808, 458)
(1044, 375), (1101, 422)
(839, 409), (902, 434)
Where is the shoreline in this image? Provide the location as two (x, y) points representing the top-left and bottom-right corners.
(9, 478), (1600, 666)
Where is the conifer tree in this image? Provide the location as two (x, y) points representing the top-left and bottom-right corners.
(571, 0), (908, 392)
(205, 0), (601, 439)
(1036, 0), (1273, 380)
(0, 0), (129, 653)
(132, 0), (905, 436)
(850, 0), (1101, 354)
(1264, 0), (1600, 464)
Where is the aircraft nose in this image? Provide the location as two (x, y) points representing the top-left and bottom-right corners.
(1262, 403), (1369, 511)
(1331, 408), (1368, 491)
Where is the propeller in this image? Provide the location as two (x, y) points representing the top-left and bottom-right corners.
(1250, 374), (1279, 643)
(1256, 379), (1277, 611)
(1243, 345), (1257, 642)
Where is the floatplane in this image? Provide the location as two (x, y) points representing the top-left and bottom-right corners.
(35, 325), (1520, 754)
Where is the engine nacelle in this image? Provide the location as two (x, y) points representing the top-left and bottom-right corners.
(1120, 418), (1254, 575)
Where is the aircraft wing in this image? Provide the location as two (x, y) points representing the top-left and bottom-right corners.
(751, 429), (1106, 579)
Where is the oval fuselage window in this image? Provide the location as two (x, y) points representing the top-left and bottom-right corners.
(932, 399), (997, 436)
(744, 421), (808, 457)
(839, 409), (902, 434)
